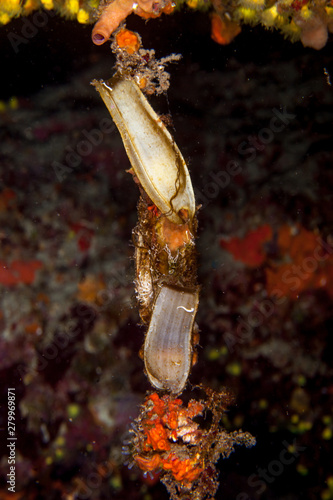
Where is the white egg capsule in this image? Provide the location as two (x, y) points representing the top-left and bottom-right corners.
(144, 285), (199, 394)
(91, 76), (195, 224)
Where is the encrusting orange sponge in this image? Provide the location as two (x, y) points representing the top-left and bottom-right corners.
(92, 0), (174, 45)
(211, 12), (241, 45)
(115, 28), (141, 54)
(92, 0), (134, 45)
(133, 393), (204, 487)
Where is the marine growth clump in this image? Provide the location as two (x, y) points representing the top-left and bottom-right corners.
(1, 0), (332, 49)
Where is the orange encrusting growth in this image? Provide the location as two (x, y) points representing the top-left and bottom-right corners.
(220, 224), (272, 267)
(162, 453), (202, 483)
(92, 0), (134, 45)
(135, 0), (175, 19)
(115, 28), (141, 54)
(220, 224), (333, 300)
(211, 13), (241, 45)
(130, 390), (255, 497)
(144, 421), (171, 451)
(133, 393), (204, 487)
(221, 222), (333, 300)
(0, 260), (42, 286)
(157, 215), (193, 253)
(135, 453), (162, 471)
(265, 225), (333, 300)
(92, 0), (175, 45)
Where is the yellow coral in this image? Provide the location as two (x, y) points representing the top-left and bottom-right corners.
(299, 5), (313, 21)
(1, 0), (21, 13)
(280, 19), (301, 41)
(326, 6), (333, 18)
(0, 13), (11, 24)
(77, 8), (90, 23)
(0, 0), (21, 23)
(322, 427), (332, 440)
(9, 96), (19, 109)
(235, 6), (259, 24)
(261, 5), (284, 28)
(41, 0), (54, 9)
(187, 0), (209, 9)
(187, 0), (199, 9)
(23, 0), (39, 14)
(64, 0), (79, 15)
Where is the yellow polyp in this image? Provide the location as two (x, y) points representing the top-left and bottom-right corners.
(322, 490), (331, 500)
(258, 398), (268, 410)
(1, 0), (21, 13)
(221, 414), (231, 428)
(65, 0), (79, 15)
(327, 477), (333, 491)
(291, 414), (299, 424)
(206, 348), (220, 361)
(235, 7), (259, 24)
(67, 403), (80, 419)
(220, 345), (228, 356)
(89, 0), (99, 8)
(0, 13), (11, 24)
(233, 414), (244, 428)
(55, 435), (65, 447)
(297, 420), (312, 433)
(226, 361), (242, 376)
(45, 456), (53, 465)
(23, 0), (39, 13)
(110, 475), (122, 491)
(23, 372), (34, 385)
(0, 101), (6, 112)
(9, 96), (19, 110)
(280, 20), (301, 42)
(207, 346), (227, 360)
(287, 443), (296, 454)
(55, 448), (64, 459)
(77, 8), (90, 23)
(187, 0), (198, 9)
(297, 464), (309, 476)
(299, 5), (313, 21)
(261, 5), (284, 28)
(41, 0), (54, 9)
(186, 0), (209, 9)
(322, 427), (333, 440)
(325, 7), (333, 18)
(296, 374), (306, 386)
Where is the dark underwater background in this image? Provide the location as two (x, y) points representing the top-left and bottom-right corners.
(0, 8), (333, 500)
